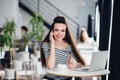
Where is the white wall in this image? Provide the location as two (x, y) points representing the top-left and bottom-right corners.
(18, 8), (33, 39)
(0, 0), (33, 39)
(48, 0), (79, 23)
(78, 5), (95, 29)
(0, 0), (15, 27)
(0, 0), (20, 39)
(48, 0), (96, 28)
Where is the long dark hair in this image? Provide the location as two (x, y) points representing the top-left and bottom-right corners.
(40, 16), (85, 67)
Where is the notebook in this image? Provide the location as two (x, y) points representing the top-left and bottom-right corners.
(74, 51), (108, 72)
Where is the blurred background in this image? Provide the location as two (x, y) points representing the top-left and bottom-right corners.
(0, 0), (120, 80)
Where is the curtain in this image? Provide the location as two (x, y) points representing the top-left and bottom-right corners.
(98, 0), (112, 79)
(87, 14), (92, 37)
(99, 0), (111, 50)
(108, 0), (120, 80)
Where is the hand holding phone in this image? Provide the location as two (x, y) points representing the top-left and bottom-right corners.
(50, 30), (54, 45)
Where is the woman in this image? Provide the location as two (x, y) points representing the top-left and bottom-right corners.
(41, 16), (86, 80)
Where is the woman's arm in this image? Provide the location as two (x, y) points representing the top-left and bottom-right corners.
(46, 45), (55, 69)
(68, 54), (77, 69)
(46, 31), (55, 69)
(68, 54), (85, 69)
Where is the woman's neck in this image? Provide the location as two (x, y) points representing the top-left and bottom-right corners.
(55, 40), (64, 46)
(54, 40), (69, 50)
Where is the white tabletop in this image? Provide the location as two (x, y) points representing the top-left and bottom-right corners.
(0, 70), (35, 76)
(46, 68), (110, 78)
(16, 70), (35, 75)
(0, 70), (5, 75)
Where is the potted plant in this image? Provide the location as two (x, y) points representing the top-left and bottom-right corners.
(29, 13), (44, 55)
(22, 30), (36, 52)
(3, 19), (16, 49)
(30, 13), (44, 43)
(3, 19), (16, 68)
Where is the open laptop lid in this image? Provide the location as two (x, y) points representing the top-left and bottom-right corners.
(89, 51), (108, 71)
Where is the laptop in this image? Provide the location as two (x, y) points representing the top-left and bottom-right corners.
(74, 51), (108, 72)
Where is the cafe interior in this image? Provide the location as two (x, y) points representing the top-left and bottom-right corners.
(0, 0), (120, 80)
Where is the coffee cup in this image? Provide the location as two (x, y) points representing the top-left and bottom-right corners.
(57, 64), (67, 70)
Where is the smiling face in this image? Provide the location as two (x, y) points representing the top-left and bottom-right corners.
(53, 23), (66, 41)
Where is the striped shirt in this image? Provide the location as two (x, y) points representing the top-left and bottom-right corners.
(42, 42), (78, 79)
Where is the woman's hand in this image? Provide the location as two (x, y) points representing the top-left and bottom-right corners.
(50, 30), (54, 46)
(68, 62), (77, 69)
(68, 54), (77, 69)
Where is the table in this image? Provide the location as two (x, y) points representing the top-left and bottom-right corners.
(0, 70), (35, 80)
(0, 70), (5, 79)
(16, 70), (35, 80)
(0, 67), (46, 80)
(46, 68), (110, 80)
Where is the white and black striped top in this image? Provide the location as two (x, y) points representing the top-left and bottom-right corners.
(42, 42), (78, 79)
(42, 42), (78, 66)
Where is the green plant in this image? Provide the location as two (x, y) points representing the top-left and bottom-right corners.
(3, 19), (16, 48)
(29, 13), (44, 42)
(22, 31), (36, 48)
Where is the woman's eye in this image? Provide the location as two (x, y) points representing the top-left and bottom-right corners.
(61, 30), (65, 32)
(54, 29), (58, 31)
(54, 29), (66, 32)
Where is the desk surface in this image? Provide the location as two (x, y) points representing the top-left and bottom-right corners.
(0, 69), (46, 76)
(0, 70), (5, 75)
(0, 69), (110, 79)
(0, 70), (35, 76)
(46, 68), (110, 78)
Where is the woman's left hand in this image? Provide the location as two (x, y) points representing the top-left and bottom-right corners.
(68, 62), (77, 69)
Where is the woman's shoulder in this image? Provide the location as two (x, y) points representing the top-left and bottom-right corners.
(64, 42), (72, 50)
(42, 42), (50, 48)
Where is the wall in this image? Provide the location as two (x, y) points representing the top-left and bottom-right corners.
(0, 0), (33, 39)
(18, 8), (33, 39)
(0, 0), (14, 27)
(48, 0), (96, 28)
(78, 5), (95, 29)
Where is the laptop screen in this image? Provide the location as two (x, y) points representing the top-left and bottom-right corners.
(89, 51), (108, 71)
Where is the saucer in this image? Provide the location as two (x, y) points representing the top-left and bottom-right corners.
(55, 68), (69, 72)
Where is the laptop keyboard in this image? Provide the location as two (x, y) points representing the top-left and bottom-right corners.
(74, 67), (89, 71)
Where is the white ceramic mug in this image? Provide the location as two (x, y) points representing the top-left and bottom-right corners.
(57, 64), (67, 70)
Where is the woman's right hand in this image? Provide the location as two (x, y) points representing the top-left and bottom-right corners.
(50, 30), (55, 46)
